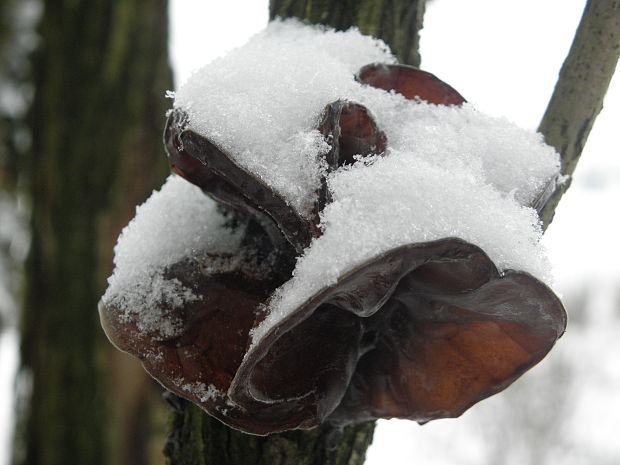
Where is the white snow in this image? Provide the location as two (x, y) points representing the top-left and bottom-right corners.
(174, 21), (559, 346)
(173, 19), (394, 217)
(252, 144), (552, 345)
(174, 20), (559, 219)
(181, 381), (222, 403)
(102, 175), (244, 335)
(351, 92), (560, 206)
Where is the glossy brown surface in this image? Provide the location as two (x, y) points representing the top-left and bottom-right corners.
(358, 63), (466, 105)
(331, 268), (565, 423)
(231, 239), (566, 429)
(318, 100), (387, 168)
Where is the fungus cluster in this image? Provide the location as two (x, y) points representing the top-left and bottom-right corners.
(99, 20), (566, 435)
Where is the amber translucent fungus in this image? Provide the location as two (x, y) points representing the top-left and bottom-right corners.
(358, 63), (466, 105)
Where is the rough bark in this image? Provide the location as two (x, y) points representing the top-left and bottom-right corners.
(538, 0), (619, 228)
(15, 1), (172, 464)
(269, 0), (425, 66)
(0, 0), (33, 332)
(164, 2), (427, 465)
(165, 398), (375, 465)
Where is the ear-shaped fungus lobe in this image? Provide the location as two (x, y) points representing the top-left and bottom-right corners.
(232, 239), (566, 427)
(245, 305), (365, 423)
(99, 256), (325, 435)
(318, 100), (387, 168)
(358, 63), (466, 105)
(331, 271), (565, 424)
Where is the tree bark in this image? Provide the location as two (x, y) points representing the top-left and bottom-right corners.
(15, 1), (172, 464)
(0, 0), (31, 333)
(269, 0), (425, 66)
(164, 2), (427, 465)
(165, 399), (375, 465)
(538, 0), (619, 228)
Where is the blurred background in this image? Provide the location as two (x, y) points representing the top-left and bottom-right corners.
(1, 0), (618, 464)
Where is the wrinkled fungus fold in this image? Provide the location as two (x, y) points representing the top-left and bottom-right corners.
(100, 21), (566, 436)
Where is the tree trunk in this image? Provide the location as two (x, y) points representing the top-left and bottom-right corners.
(270, 0), (425, 66)
(164, 2), (426, 465)
(15, 1), (173, 464)
(0, 0), (32, 333)
(165, 399), (375, 465)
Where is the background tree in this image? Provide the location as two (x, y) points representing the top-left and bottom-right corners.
(0, 0), (33, 335)
(13, 1), (173, 464)
(164, 0), (619, 464)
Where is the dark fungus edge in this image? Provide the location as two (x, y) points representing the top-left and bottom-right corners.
(164, 110), (313, 254)
(230, 238), (566, 429)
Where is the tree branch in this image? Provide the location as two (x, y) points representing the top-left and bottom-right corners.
(538, 0), (619, 228)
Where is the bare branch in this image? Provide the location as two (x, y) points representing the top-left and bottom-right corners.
(538, 0), (620, 228)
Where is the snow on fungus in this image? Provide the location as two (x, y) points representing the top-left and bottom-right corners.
(99, 20), (566, 435)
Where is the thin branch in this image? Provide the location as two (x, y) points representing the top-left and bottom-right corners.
(538, 0), (620, 229)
